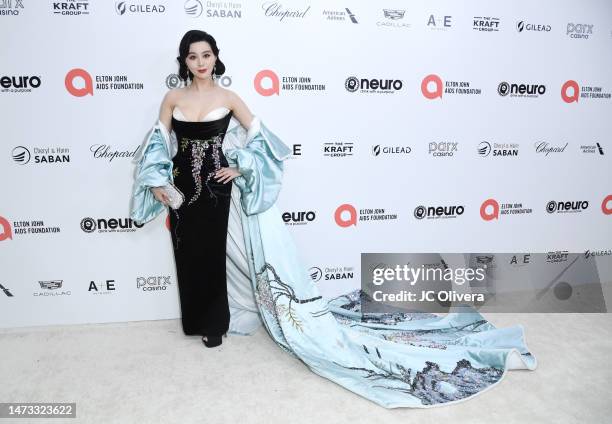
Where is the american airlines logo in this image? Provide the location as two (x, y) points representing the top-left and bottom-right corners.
(1, 283), (14, 297)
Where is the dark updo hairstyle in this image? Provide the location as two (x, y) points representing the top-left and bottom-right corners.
(176, 30), (226, 82)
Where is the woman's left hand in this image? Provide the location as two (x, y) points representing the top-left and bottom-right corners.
(214, 166), (241, 183)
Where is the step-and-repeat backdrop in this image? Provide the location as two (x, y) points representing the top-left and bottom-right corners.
(1, 0), (611, 328)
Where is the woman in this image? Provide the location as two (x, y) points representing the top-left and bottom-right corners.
(131, 30), (537, 408)
(153, 30), (252, 348)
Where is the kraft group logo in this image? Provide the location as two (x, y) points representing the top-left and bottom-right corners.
(561, 79), (611, 103)
(473, 16), (500, 32)
(52, 1), (90, 16)
(421, 74), (481, 99)
(602, 195), (612, 215)
(0, 216), (12, 241)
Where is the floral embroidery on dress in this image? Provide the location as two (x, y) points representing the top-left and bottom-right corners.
(179, 134), (224, 205)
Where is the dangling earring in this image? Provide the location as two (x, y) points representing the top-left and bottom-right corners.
(212, 64), (217, 81)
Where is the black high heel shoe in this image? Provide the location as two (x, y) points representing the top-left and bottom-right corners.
(202, 332), (227, 348)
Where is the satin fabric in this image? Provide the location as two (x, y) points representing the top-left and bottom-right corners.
(130, 117), (537, 408)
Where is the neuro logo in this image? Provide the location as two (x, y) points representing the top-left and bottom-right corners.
(81, 217), (96, 233)
(421, 74), (443, 99)
(345, 76), (359, 92)
(165, 74), (184, 89)
(254, 69), (279, 96)
(0, 216), (12, 241)
(345, 76), (403, 93)
(480, 199), (499, 221)
(65, 68), (93, 97)
(335, 204), (357, 227)
(546, 200), (589, 214)
(561, 80), (580, 103)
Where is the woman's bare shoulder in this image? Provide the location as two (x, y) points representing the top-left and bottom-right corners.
(161, 87), (186, 106)
(220, 87), (244, 107)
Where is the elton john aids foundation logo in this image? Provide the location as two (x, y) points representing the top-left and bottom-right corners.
(421, 74), (481, 98)
(603, 195), (612, 215)
(65, 68), (93, 97)
(561, 80), (580, 103)
(0, 216), (13, 241)
(561, 80), (611, 102)
(422, 74), (443, 99)
(254, 69), (279, 96)
(480, 199), (499, 221)
(335, 204), (357, 227)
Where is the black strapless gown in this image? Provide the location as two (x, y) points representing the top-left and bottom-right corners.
(168, 111), (233, 337)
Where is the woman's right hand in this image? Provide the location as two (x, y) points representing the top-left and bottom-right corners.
(151, 186), (170, 205)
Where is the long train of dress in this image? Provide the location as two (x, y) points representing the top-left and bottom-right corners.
(131, 117), (537, 408)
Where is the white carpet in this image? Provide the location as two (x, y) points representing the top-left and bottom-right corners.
(1, 313), (610, 423)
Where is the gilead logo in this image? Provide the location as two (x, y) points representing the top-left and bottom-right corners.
(0, 216), (12, 241)
(421, 74), (443, 99)
(480, 198), (499, 221)
(561, 80), (579, 103)
(334, 204), (357, 227)
(254, 69), (279, 96)
(65, 68), (93, 97)
(602, 195), (612, 215)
